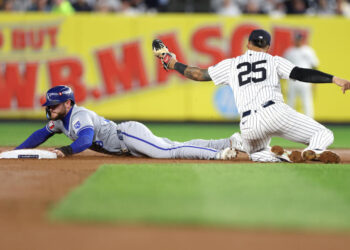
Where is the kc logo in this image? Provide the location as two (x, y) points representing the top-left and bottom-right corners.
(74, 121), (81, 129)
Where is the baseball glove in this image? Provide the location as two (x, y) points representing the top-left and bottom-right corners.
(152, 39), (176, 71)
(152, 39), (169, 58)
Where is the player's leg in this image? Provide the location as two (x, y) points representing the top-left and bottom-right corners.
(123, 127), (231, 153)
(245, 104), (305, 163)
(181, 138), (230, 149)
(242, 134), (289, 162)
(181, 132), (244, 152)
(118, 121), (235, 160)
(240, 114), (286, 162)
(275, 105), (333, 148)
(258, 102), (332, 150)
(273, 104), (337, 162)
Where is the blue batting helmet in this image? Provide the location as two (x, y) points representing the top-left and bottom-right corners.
(42, 85), (75, 107)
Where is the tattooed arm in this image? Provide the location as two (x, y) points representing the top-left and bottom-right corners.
(167, 59), (212, 81)
(183, 66), (212, 81)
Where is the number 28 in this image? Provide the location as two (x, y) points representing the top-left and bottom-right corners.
(237, 60), (267, 86)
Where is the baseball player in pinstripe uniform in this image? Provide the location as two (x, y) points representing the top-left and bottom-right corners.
(153, 29), (350, 163)
(14, 85), (238, 160)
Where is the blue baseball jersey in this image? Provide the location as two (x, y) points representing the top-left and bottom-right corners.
(46, 105), (122, 153)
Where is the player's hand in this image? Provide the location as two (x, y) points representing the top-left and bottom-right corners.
(48, 148), (65, 158)
(152, 39), (177, 70)
(333, 77), (350, 94)
(54, 149), (65, 158)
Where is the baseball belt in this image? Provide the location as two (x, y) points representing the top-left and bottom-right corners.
(117, 129), (129, 153)
(242, 100), (275, 118)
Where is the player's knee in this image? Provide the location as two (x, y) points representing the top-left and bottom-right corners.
(317, 128), (334, 145)
(325, 128), (334, 145)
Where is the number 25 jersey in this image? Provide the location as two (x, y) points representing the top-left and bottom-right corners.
(208, 49), (296, 114)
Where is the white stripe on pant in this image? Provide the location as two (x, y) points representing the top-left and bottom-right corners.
(118, 121), (231, 160)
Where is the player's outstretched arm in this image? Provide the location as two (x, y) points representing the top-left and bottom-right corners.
(152, 39), (212, 81)
(53, 127), (94, 158)
(289, 67), (350, 94)
(16, 127), (54, 150)
(176, 64), (212, 81)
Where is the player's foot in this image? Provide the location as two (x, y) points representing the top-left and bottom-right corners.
(271, 145), (304, 163)
(302, 150), (317, 161)
(319, 151), (340, 163)
(229, 132), (244, 152)
(216, 147), (237, 160)
(303, 150), (340, 163)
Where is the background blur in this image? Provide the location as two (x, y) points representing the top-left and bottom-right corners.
(0, 0), (349, 123)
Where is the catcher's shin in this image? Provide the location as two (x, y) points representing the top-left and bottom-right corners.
(152, 39), (176, 71)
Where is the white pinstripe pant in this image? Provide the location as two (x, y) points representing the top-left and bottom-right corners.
(240, 102), (334, 162)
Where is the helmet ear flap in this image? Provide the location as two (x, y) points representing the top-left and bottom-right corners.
(46, 106), (51, 120)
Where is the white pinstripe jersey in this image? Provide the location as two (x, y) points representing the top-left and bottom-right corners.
(208, 50), (296, 113)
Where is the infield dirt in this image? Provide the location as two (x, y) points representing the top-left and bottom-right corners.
(1, 147), (350, 250)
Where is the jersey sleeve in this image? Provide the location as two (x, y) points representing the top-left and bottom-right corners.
(45, 120), (62, 134)
(208, 59), (232, 85)
(70, 127), (94, 154)
(16, 126), (54, 149)
(71, 111), (94, 135)
(275, 56), (297, 79)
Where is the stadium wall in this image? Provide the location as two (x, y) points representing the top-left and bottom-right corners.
(0, 14), (349, 122)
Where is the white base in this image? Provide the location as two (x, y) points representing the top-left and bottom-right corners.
(0, 149), (57, 159)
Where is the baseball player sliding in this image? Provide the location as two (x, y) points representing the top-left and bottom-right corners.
(14, 85), (239, 160)
(153, 29), (350, 163)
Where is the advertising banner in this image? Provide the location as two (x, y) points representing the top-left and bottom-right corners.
(0, 14), (349, 121)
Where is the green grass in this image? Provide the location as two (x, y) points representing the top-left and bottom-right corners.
(50, 163), (350, 231)
(0, 122), (71, 147)
(0, 122), (349, 148)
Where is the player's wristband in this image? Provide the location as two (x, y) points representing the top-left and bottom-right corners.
(174, 62), (187, 75)
(57, 145), (73, 156)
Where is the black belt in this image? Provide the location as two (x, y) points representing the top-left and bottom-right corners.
(242, 100), (275, 118)
(117, 129), (124, 140)
(117, 129), (129, 153)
